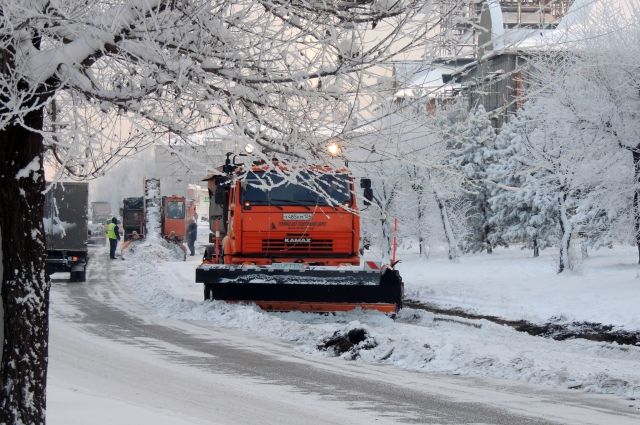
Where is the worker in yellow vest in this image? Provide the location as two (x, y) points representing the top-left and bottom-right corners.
(106, 217), (121, 259)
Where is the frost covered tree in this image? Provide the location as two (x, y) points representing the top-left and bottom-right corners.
(0, 1), (431, 422)
(544, 16), (640, 261)
(405, 164), (432, 257)
(421, 100), (495, 254)
(477, 0), (640, 270)
(492, 70), (627, 272)
(349, 97), (469, 261)
(496, 5), (640, 270)
(355, 103), (434, 258)
(446, 104), (498, 253)
(347, 116), (409, 260)
(488, 117), (558, 257)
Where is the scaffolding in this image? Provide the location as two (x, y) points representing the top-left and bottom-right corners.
(434, 0), (573, 59)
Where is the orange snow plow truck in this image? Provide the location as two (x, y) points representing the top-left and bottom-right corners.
(195, 154), (403, 313)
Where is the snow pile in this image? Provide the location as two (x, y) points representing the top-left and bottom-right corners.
(124, 240), (174, 262)
(143, 179), (162, 243)
(121, 247), (640, 400)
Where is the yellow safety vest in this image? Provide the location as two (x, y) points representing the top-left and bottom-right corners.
(107, 222), (117, 239)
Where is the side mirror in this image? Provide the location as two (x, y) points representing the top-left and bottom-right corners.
(360, 179), (373, 206)
(214, 176), (230, 205)
(363, 187), (373, 206)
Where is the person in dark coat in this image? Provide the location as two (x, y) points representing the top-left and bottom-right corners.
(106, 217), (121, 259)
(186, 218), (198, 256)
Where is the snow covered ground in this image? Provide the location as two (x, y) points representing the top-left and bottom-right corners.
(403, 244), (640, 330)
(47, 231), (640, 424)
(90, 231), (640, 399)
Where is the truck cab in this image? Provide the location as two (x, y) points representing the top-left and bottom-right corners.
(207, 164), (361, 266)
(162, 195), (187, 241)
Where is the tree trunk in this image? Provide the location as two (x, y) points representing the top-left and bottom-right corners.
(0, 109), (50, 425)
(412, 180), (427, 258)
(557, 191), (572, 273)
(479, 199), (493, 254)
(633, 150), (640, 264)
(375, 182), (397, 262)
(433, 190), (458, 261)
(533, 238), (539, 257)
(380, 215), (392, 261)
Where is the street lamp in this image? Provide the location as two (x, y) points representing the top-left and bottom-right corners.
(326, 141), (341, 157)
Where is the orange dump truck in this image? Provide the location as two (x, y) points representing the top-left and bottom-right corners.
(195, 158), (403, 313)
(162, 195), (187, 240)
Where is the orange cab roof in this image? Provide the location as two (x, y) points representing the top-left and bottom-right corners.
(245, 161), (351, 174)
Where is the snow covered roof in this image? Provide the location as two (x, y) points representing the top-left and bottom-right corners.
(393, 63), (463, 99)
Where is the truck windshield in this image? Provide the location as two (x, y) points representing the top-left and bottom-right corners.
(242, 171), (351, 206)
(166, 201), (185, 219)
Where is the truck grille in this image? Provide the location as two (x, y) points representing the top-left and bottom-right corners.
(262, 238), (333, 253)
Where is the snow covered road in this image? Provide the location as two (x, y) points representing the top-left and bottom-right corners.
(46, 245), (640, 424)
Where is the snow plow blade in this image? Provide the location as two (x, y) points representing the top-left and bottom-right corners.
(195, 265), (403, 313)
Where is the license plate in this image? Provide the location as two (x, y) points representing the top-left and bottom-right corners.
(283, 213), (312, 221)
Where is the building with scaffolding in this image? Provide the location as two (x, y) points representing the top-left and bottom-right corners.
(394, 0), (573, 125)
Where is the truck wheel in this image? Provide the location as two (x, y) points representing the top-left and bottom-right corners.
(70, 268), (87, 282)
(204, 283), (213, 301)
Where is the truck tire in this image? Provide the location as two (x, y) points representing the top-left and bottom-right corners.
(77, 267), (87, 282)
(70, 267), (87, 282)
